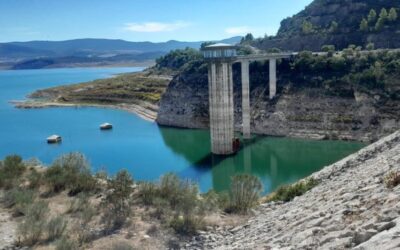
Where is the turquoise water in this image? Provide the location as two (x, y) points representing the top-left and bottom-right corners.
(0, 68), (365, 193)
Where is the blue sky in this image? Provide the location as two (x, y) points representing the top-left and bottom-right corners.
(0, 0), (313, 42)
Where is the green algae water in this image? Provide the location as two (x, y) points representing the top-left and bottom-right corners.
(0, 68), (365, 193)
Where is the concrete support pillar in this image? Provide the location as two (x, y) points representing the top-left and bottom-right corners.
(241, 60), (251, 139)
(208, 61), (235, 155)
(269, 58), (277, 99)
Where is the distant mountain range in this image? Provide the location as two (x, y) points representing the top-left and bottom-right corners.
(0, 37), (241, 69)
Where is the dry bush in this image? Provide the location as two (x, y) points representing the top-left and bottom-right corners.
(17, 201), (49, 246)
(228, 174), (263, 214)
(102, 170), (134, 234)
(159, 173), (181, 209)
(201, 190), (230, 212)
(138, 181), (158, 205)
(268, 177), (318, 203)
(27, 168), (43, 189)
(46, 216), (68, 241)
(75, 205), (97, 244)
(384, 170), (400, 188)
(3, 188), (35, 216)
(67, 192), (90, 214)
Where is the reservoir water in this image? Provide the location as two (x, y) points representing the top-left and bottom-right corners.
(0, 67), (365, 193)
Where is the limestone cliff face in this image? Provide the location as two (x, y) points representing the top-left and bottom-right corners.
(254, 0), (400, 51)
(156, 72), (210, 129)
(156, 65), (400, 142)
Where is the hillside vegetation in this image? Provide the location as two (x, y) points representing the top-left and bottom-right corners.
(30, 72), (170, 105)
(251, 0), (400, 51)
(0, 153), (265, 249)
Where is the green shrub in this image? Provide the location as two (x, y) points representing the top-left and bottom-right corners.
(170, 180), (204, 235)
(200, 190), (220, 212)
(102, 170), (134, 233)
(27, 168), (42, 189)
(159, 173), (181, 209)
(67, 192), (90, 214)
(150, 197), (171, 221)
(44, 165), (67, 193)
(44, 153), (97, 194)
(384, 171), (400, 188)
(74, 205), (96, 244)
(321, 45), (335, 53)
(0, 155), (26, 189)
(3, 188), (35, 216)
(95, 170), (108, 181)
(200, 190), (230, 212)
(228, 174), (263, 214)
(17, 201), (49, 246)
(47, 216), (67, 241)
(138, 181), (159, 205)
(366, 43), (375, 51)
(170, 215), (204, 236)
(269, 177), (318, 202)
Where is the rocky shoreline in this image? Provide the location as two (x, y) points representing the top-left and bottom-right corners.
(184, 130), (400, 249)
(12, 100), (158, 122)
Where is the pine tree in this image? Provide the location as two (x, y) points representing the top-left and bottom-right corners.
(302, 21), (314, 34)
(379, 8), (388, 21)
(329, 21), (338, 33)
(360, 18), (369, 32)
(389, 8), (398, 22)
(375, 17), (385, 31)
(368, 9), (377, 23)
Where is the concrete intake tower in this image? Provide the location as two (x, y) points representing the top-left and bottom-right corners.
(203, 44), (237, 155)
(203, 43), (292, 155)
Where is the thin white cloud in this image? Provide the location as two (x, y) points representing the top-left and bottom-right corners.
(225, 26), (277, 37)
(225, 26), (253, 35)
(123, 21), (191, 33)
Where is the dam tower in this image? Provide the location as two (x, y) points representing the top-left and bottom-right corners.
(202, 44), (237, 155)
(203, 43), (292, 155)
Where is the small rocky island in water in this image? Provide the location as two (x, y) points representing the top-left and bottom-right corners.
(2, 0), (400, 249)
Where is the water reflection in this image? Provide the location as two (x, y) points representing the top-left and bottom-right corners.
(159, 125), (365, 193)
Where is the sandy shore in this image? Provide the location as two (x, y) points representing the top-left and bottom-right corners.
(11, 100), (158, 122)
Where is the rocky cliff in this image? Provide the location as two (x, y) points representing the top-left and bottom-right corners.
(156, 51), (400, 142)
(253, 0), (400, 51)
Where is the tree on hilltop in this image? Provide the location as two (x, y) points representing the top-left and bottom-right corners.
(379, 8), (388, 21)
(389, 8), (398, 22)
(368, 9), (377, 23)
(360, 18), (369, 32)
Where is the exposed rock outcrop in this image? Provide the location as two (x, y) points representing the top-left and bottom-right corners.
(156, 67), (400, 142)
(184, 130), (400, 249)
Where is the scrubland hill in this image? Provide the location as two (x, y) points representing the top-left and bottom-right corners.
(253, 0), (400, 51)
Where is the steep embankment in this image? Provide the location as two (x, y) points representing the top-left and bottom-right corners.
(253, 0), (400, 51)
(157, 50), (400, 142)
(185, 130), (400, 249)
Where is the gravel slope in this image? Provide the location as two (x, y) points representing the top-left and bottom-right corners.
(186, 130), (400, 249)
